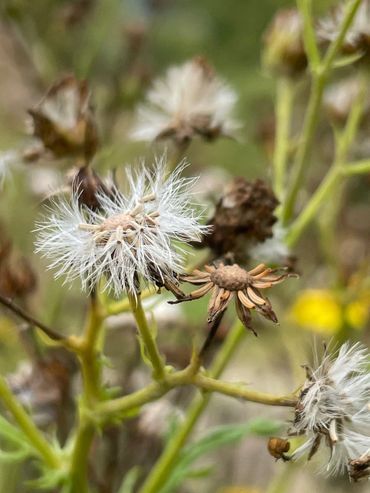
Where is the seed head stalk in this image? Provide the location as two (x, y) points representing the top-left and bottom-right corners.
(280, 0), (362, 225)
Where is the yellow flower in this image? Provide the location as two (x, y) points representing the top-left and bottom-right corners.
(290, 289), (342, 334)
(345, 297), (370, 329)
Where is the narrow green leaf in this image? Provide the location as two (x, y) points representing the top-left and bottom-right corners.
(118, 466), (141, 493)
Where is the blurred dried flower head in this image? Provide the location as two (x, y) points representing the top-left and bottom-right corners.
(289, 343), (370, 478)
(7, 353), (74, 429)
(174, 262), (295, 334)
(0, 233), (37, 300)
(317, 1), (370, 55)
(28, 75), (99, 162)
(130, 57), (240, 145)
(324, 77), (368, 125)
(71, 166), (114, 211)
(348, 451), (370, 481)
(202, 178), (279, 260)
(262, 9), (307, 77)
(35, 156), (207, 296)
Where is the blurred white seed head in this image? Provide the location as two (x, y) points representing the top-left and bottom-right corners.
(249, 224), (290, 265)
(317, 1), (370, 53)
(130, 57), (240, 145)
(0, 150), (18, 185)
(35, 156), (207, 296)
(323, 77), (368, 125)
(290, 342), (370, 478)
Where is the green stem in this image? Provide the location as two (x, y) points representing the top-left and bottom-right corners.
(0, 376), (60, 469)
(297, 0), (320, 70)
(68, 422), (95, 493)
(273, 78), (294, 199)
(137, 321), (245, 493)
(285, 167), (340, 248)
(342, 160), (370, 175)
(281, 0), (362, 224)
(128, 293), (166, 380)
(68, 296), (105, 493)
(192, 374), (296, 406)
(79, 296), (105, 404)
(285, 76), (366, 248)
(105, 288), (154, 316)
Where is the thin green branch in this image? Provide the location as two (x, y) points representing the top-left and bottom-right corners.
(341, 159), (370, 175)
(281, 0), (362, 224)
(297, 0), (320, 69)
(273, 78), (295, 199)
(128, 292), (166, 380)
(137, 322), (245, 493)
(285, 77), (366, 248)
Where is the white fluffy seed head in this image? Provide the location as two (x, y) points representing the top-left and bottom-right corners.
(130, 58), (240, 143)
(290, 342), (370, 477)
(317, 1), (370, 49)
(35, 156), (208, 296)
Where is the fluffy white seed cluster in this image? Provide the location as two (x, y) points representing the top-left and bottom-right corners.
(317, 1), (370, 49)
(290, 343), (370, 477)
(35, 157), (207, 296)
(130, 58), (239, 144)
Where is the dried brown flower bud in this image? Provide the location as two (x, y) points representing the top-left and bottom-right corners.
(267, 437), (291, 461)
(348, 453), (370, 482)
(202, 178), (279, 259)
(72, 166), (113, 211)
(0, 257), (37, 299)
(262, 9), (307, 77)
(0, 232), (37, 300)
(28, 75), (99, 162)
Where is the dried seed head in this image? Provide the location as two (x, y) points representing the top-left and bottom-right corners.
(28, 75), (99, 162)
(262, 9), (307, 77)
(210, 264), (251, 291)
(175, 262), (296, 340)
(324, 77), (368, 126)
(130, 57), (240, 145)
(317, 1), (370, 56)
(0, 232), (37, 300)
(288, 343), (370, 478)
(202, 178), (279, 260)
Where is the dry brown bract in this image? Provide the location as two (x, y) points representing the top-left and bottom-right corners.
(173, 262), (295, 333)
(348, 454), (370, 482)
(28, 75), (99, 162)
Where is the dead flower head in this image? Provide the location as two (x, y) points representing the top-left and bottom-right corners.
(28, 75), (99, 162)
(317, 1), (370, 56)
(173, 262), (296, 334)
(130, 57), (240, 146)
(201, 178), (279, 260)
(262, 8), (307, 77)
(288, 343), (370, 479)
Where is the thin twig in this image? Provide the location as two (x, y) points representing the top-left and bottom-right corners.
(0, 294), (65, 342)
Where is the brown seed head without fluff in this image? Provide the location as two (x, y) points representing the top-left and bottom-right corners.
(210, 264), (251, 291)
